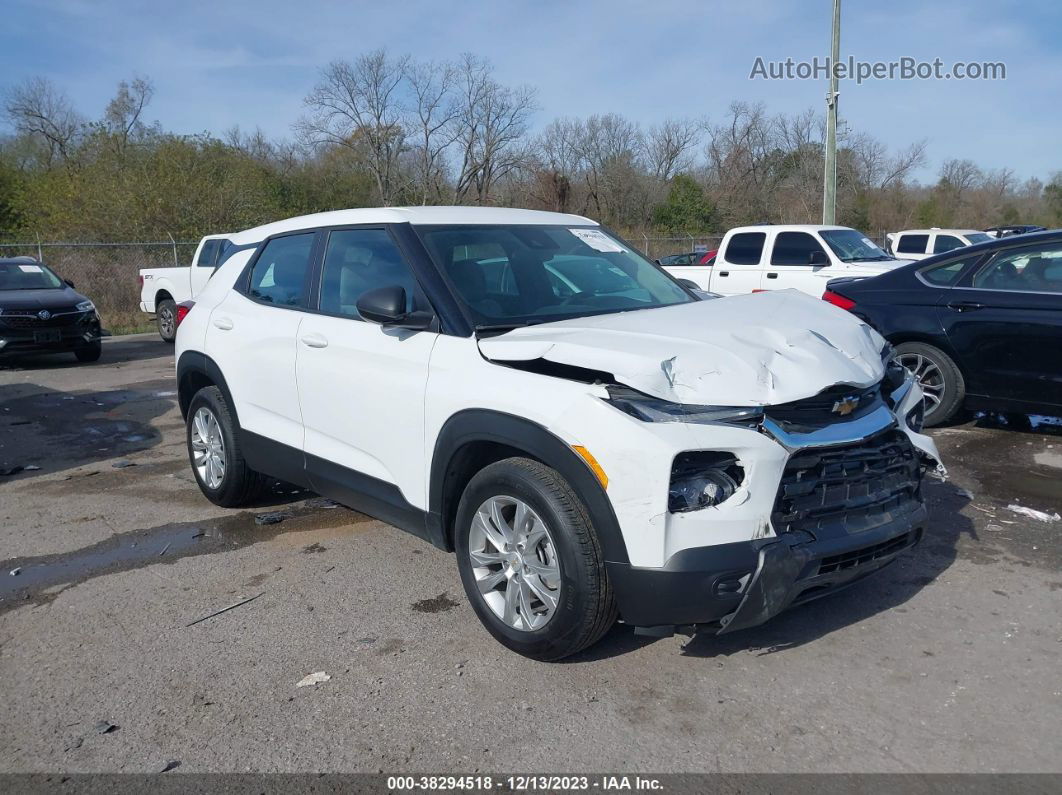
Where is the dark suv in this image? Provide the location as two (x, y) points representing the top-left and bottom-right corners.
(0, 258), (102, 362)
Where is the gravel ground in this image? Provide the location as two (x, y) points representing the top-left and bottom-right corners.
(0, 335), (1059, 774)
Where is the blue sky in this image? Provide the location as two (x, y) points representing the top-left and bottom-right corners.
(3, 0), (1060, 183)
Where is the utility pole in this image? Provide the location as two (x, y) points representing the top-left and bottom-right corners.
(822, 0), (841, 224)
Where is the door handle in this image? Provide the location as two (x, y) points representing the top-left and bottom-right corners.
(947, 301), (984, 312)
(766, 272), (779, 279)
(213, 316), (234, 330)
(719, 271), (729, 277)
(300, 333), (329, 349)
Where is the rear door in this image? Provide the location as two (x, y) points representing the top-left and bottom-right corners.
(206, 231), (318, 452)
(937, 240), (1062, 409)
(707, 231), (766, 294)
(761, 231), (834, 295)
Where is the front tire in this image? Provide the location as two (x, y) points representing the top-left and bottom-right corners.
(455, 457), (617, 661)
(893, 342), (965, 427)
(186, 386), (267, 507)
(157, 298), (177, 343)
(75, 341), (102, 363)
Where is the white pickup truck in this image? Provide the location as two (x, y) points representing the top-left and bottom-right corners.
(663, 224), (913, 297)
(139, 234), (232, 341)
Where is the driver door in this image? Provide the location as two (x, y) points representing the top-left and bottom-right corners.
(761, 231), (832, 294)
(295, 227), (439, 511)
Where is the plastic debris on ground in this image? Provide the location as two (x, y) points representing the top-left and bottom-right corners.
(1006, 504), (1061, 523)
(296, 671), (331, 688)
(254, 511), (291, 526)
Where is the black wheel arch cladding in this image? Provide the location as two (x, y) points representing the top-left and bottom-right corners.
(429, 409), (630, 566)
(177, 350), (240, 426)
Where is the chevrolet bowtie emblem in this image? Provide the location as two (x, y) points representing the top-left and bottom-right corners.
(832, 396), (859, 416)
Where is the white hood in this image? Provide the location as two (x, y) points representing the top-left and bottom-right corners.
(478, 290), (887, 407)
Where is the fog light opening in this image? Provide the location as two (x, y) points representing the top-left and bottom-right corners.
(906, 398), (926, 433)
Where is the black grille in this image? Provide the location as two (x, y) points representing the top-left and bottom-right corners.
(0, 309), (86, 329)
(772, 430), (921, 538)
(767, 383), (882, 428)
(817, 530), (920, 575)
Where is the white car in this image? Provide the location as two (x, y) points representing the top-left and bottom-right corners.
(174, 207), (940, 660)
(885, 229), (993, 261)
(139, 234), (235, 341)
(663, 225), (912, 297)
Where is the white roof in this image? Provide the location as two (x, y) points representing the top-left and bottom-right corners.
(230, 207), (598, 245)
(727, 224), (853, 234)
(889, 229), (984, 236)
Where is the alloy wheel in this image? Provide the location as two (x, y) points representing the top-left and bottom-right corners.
(191, 407), (226, 489)
(894, 352), (945, 416)
(468, 495), (561, 631)
(159, 306), (175, 337)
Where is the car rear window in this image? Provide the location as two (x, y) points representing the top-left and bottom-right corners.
(897, 234), (929, 254)
(725, 233), (766, 265)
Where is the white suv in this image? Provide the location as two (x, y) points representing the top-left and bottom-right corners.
(175, 207), (940, 660)
(886, 229), (993, 261)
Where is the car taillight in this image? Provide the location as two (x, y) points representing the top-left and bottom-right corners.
(822, 289), (856, 311)
(175, 301), (195, 329)
(137, 275), (143, 287)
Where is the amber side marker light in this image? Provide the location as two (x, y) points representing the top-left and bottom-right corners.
(572, 445), (608, 489)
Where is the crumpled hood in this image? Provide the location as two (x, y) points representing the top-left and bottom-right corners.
(478, 290), (887, 406)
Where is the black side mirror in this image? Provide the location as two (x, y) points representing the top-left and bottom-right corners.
(356, 285), (434, 330)
(64, 278), (76, 288)
(676, 278), (700, 290)
(809, 250), (829, 266)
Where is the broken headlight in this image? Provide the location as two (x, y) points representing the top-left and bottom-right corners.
(605, 386), (763, 425)
(668, 451), (744, 513)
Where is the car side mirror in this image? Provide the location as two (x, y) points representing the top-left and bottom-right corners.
(809, 251), (829, 266)
(356, 285), (434, 330)
(64, 278), (76, 288)
(676, 278), (700, 290)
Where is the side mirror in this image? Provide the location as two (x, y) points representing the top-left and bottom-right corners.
(809, 250), (829, 266)
(356, 285), (434, 330)
(64, 278), (76, 288)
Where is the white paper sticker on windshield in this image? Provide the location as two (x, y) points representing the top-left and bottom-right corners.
(18, 264), (42, 273)
(570, 228), (625, 253)
(861, 238), (875, 247)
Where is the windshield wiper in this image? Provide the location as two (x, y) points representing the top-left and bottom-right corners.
(474, 319), (551, 336)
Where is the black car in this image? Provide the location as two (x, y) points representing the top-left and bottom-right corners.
(985, 225), (1047, 239)
(823, 230), (1062, 426)
(0, 257), (103, 362)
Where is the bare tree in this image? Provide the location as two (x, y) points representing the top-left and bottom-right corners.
(4, 76), (83, 167)
(451, 54), (537, 204)
(103, 76), (155, 151)
(644, 118), (701, 182)
(403, 59), (459, 204)
(299, 50), (409, 205)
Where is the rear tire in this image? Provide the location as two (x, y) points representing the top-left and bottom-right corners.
(75, 341), (102, 363)
(186, 385), (268, 507)
(892, 342), (965, 427)
(454, 457), (617, 661)
(157, 298), (177, 343)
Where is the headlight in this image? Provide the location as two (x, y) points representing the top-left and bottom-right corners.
(605, 386), (763, 425)
(76, 300), (95, 313)
(669, 451), (744, 512)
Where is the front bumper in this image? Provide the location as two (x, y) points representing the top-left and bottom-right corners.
(0, 316), (101, 357)
(607, 503), (926, 631)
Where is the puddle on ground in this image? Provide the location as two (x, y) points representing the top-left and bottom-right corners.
(0, 500), (369, 613)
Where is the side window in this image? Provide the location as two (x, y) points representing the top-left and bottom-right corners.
(771, 232), (828, 265)
(972, 245), (1062, 294)
(919, 256), (977, 286)
(725, 233), (766, 265)
(319, 229), (420, 318)
(196, 240), (220, 267)
(896, 234), (929, 254)
(248, 233), (315, 306)
(933, 235), (964, 254)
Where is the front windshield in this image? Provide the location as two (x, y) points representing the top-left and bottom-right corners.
(0, 261), (64, 290)
(819, 229), (893, 262)
(416, 225), (693, 328)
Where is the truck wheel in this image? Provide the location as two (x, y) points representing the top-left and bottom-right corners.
(74, 341), (102, 363)
(186, 386), (267, 507)
(157, 298), (177, 343)
(893, 342), (965, 427)
(454, 457), (617, 661)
